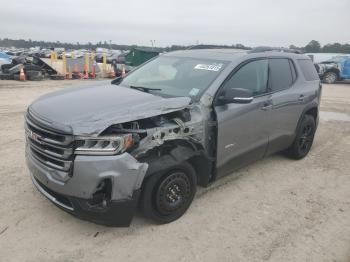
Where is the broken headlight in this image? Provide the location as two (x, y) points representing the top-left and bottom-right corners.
(74, 134), (133, 155)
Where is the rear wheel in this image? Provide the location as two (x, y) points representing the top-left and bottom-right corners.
(323, 71), (337, 84)
(140, 162), (197, 224)
(286, 114), (316, 159)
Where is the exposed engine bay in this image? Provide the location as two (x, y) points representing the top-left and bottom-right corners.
(100, 104), (215, 186)
(102, 107), (204, 157)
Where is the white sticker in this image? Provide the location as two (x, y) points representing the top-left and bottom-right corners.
(194, 63), (223, 71)
(189, 88), (200, 96)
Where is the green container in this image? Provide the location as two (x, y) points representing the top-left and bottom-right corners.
(125, 48), (160, 67)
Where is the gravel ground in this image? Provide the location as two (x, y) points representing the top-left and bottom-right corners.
(0, 80), (349, 262)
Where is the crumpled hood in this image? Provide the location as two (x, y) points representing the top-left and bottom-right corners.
(29, 82), (191, 135)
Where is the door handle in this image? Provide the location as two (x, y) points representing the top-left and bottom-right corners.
(261, 104), (273, 111)
(298, 95), (305, 102)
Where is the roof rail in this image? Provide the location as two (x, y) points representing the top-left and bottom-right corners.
(188, 44), (237, 50)
(249, 46), (301, 54)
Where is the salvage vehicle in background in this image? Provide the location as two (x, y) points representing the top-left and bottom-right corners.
(0, 52), (11, 68)
(25, 48), (321, 226)
(315, 55), (350, 84)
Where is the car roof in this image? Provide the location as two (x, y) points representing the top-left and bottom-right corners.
(164, 49), (248, 60)
(164, 49), (310, 61)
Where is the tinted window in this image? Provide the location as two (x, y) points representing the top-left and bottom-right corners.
(224, 59), (268, 96)
(269, 58), (293, 91)
(297, 59), (319, 81)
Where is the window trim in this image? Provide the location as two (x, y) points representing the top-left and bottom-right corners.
(289, 59), (298, 83)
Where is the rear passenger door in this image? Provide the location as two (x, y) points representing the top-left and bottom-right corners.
(266, 58), (305, 154)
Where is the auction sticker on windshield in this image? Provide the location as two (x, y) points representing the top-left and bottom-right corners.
(194, 63), (223, 71)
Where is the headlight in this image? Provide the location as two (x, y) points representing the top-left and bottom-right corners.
(75, 134), (133, 155)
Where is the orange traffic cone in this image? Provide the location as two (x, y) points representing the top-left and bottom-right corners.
(19, 68), (26, 81)
(121, 64), (126, 77)
(83, 64), (89, 79)
(68, 66), (72, 80)
(91, 63), (96, 78)
(110, 67), (116, 78)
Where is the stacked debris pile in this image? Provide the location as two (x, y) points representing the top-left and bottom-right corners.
(0, 56), (59, 81)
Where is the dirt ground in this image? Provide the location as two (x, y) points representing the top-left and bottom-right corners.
(0, 80), (349, 262)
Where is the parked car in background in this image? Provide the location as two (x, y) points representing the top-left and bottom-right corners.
(95, 49), (127, 64)
(107, 50), (127, 64)
(315, 55), (350, 83)
(0, 52), (12, 67)
(305, 53), (347, 63)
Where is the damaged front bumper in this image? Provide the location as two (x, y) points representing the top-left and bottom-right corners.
(26, 145), (148, 227)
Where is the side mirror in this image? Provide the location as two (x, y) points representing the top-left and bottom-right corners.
(111, 76), (123, 85)
(218, 88), (254, 104)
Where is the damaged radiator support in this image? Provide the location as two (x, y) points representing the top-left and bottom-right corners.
(102, 108), (205, 159)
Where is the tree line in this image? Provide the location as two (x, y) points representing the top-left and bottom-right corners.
(0, 38), (349, 53)
(298, 40), (350, 53)
(0, 38), (251, 52)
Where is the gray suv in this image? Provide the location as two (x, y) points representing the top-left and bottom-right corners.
(25, 49), (321, 226)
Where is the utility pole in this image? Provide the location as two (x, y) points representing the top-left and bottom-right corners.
(150, 40), (155, 49)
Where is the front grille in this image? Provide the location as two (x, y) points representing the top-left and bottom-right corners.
(25, 112), (74, 174)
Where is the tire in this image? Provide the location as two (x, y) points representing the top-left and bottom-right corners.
(13, 74), (20, 81)
(26, 70), (42, 78)
(286, 114), (316, 159)
(140, 162), (197, 224)
(27, 71), (44, 81)
(0, 73), (14, 80)
(323, 71), (337, 84)
(24, 65), (42, 72)
(49, 75), (65, 80)
(1, 64), (13, 73)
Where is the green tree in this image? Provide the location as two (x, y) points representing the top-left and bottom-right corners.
(305, 40), (321, 53)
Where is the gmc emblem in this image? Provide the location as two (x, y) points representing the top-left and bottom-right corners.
(29, 130), (42, 144)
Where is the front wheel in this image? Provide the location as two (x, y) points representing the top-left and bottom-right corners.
(140, 162), (197, 224)
(323, 71), (337, 84)
(286, 114), (316, 159)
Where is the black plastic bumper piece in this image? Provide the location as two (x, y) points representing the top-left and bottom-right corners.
(34, 177), (140, 227)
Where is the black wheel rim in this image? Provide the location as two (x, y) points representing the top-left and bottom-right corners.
(298, 124), (313, 154)
(155, 171), (191, 215)
(325, 73), (336, 83)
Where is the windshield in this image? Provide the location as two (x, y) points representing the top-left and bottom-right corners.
(120, 56), (227, 98)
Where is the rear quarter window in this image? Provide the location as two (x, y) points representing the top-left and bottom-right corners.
(297, 59), (319, 81)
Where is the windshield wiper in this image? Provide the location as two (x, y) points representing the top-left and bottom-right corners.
(129, 85), (162, 93)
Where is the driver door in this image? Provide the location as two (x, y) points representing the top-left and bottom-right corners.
(215, 59), (271, 177)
